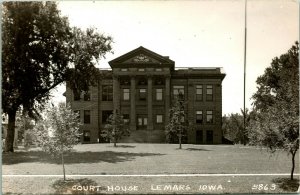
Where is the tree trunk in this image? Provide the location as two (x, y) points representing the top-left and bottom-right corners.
(291, 150), (297, 180)
(62, 151), (66, 181)
(114, 137), (117, 147)
(179, 133), (182, 149)
(4, 110), (17, 152)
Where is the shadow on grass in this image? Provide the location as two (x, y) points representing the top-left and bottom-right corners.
(185, 148), (211, 151)
(174, 147), (211, 151)
(52, 178), (105, 194)
(272, 177), (299, 192)
(107, 145), (136, 148)
(3, 150), (164, 165)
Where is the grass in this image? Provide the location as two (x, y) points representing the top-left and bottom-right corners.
(3, 143), (300, 194)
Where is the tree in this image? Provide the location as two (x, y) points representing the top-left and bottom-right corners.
(2, 2), (113, 152)
(222, 113), (243, 144)
(101, 110), (130, 147)
(222, 109), (251, 145)
(33, 103), (81, 180)
(15, 109), (35, 146)
(249, 42), (299, 180)
(165, 94), (186, 149)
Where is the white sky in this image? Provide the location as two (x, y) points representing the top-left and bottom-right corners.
(52, 0), (299, 115)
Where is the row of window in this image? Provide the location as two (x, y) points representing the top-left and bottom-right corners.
(196, 110), (213, 124)
(196, 130), (214, 144)
(74, 85), (214, 101)
(82, 129), (214, 143)
(122, 88), (163, 101)
(120, 68), (163, 72)
(78, 110), (164, 125)
(120, 77), (165, 86)
(122, 85), (213, 101)
(74, 91), (91, 101)
(77, 110), (214, 125)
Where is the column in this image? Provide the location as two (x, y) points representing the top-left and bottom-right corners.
(187, 79), (194, 143)
(165, 75), (171, 125)
(147, 76), (153, 130)
(113, 75), (120, 114)
(130, 76), (136, 131)
(98, 80), (103, 142)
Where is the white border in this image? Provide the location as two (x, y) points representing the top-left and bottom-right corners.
(3, 173), (300, 177)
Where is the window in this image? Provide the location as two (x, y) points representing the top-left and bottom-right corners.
(155, 68), (162, 72)
(173, 86), (184, 95)
(102, 85), (113, 101)
(154, 78), (164, 85)
(196, 111), (203, 124)
(156, 115), (163, 123)
(83, 131), (90, 142)
(120, 78), (130, 85)
(156, 89), (163, 100)
(206, 110), (213, 123)
(74, 110), (80, 120)
(206, 85), (213, 101)
(137, 116), (147, 127)
(138, 68), (145, 72)
(123, 89), (130, 100)
(83, 91), (91, 101)
(173, 86), (184, 99)
(73, 91), (90, 101)
(123, 114), (130, 124)
(196, 85), (203, 101)
(138, 117), (143, 126)
(84, 110), (90, 124)
(139, 89), (146, 100)
(2, 115), (6, 122)
(138, 78), (147, 85)
(121, 68), (128, 71)
(102, 111), (113, 124)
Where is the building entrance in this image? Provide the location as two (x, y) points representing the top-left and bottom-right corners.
(137, 115), (147, 130)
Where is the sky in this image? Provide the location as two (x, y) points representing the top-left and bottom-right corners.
(52, 0), (299, 115)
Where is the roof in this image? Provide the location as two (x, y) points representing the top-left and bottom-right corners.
(108, 46), (175, 69)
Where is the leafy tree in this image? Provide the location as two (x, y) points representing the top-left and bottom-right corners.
(222, 113), (243, 144)
(15, 109), (35, 146)
(165, 94), (186, 149)
(101, 110), (130, 147)
(252, 42), (299, 111)
(222, 109), (251, 145)
(2, 2), (112, 152)
(249, 42), (299, 180)
(33, 103), (81, 180)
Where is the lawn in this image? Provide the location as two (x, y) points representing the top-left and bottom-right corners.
(2, 143), (300, 194)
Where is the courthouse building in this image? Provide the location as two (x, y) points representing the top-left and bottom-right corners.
(66, 46), (226, 144)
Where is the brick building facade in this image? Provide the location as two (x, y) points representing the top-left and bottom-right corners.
(66, 46), (226, 144)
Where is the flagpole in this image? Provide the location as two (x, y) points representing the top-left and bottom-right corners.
(243, 0), (247, 145)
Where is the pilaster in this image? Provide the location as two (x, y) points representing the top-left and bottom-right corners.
(147, 75), (153, 130)
(187, 79), (194, 123)
(130, 76), (136, 131)
(113, 75), (120, 113)
(165, 75), (171, 126)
